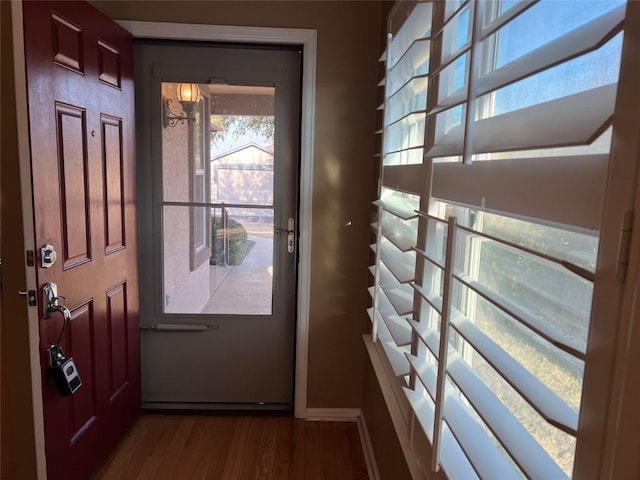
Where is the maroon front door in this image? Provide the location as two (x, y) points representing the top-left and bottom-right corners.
(23, 1), (140, 478)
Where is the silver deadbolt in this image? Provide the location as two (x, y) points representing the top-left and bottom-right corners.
(41, 244), (57, 268)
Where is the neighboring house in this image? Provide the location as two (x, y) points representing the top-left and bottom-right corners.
(211, 142), (274, 208)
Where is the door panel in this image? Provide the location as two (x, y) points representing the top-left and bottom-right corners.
(23, 2), (139, 479)
(106, 282), (130, 398)
(102, 115), (126, 253)
(56, 103), (91, 267)
(135, 42), (301, 409)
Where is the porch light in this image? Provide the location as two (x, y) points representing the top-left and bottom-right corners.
(163, 83), (201, 128)
(177, 83), (200, 104)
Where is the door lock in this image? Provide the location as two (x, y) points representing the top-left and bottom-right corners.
(40, 244), (57, 268)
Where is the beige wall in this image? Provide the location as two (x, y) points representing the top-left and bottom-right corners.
(90, 0), (383, 408)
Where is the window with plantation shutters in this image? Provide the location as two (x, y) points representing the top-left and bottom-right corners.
(369, 0), (628, 477)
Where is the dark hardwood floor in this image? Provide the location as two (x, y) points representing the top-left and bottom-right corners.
(93, 415), (369, 480)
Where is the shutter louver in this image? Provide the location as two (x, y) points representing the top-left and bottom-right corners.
(426, 84), (617, 158)
(369, 0), (624, 477)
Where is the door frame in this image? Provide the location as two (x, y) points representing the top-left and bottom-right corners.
(118, 20), (316, 419)
(9, 1), (47, 478)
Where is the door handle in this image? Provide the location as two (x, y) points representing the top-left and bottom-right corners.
(43, 282), (68, 318)
(274, 218), (295, 234)
(42, 282), (80, 396)
(43, 282), (72, 345)
(140, 323), (219, 332)
(43, 282), (73, 348)
(275, 218), (295, 253)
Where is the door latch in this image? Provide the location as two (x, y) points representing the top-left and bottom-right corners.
(18, 290), (37, 306)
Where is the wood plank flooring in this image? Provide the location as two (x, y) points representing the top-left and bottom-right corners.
(93, 415), (369, 480)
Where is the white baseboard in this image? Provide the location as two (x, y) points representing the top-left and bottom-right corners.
(357, 414), (381, 480)
(305, 408), (361, 422)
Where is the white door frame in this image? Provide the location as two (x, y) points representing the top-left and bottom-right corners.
(11, 1), (47, 477)
(118, 20), (316, 418)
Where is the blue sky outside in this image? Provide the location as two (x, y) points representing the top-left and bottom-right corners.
(489, 0), (625, 117)
(445, 0), (624, 131)
(495, 0), (624, 67)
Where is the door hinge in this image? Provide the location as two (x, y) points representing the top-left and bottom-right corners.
(617, 210), (634, 282)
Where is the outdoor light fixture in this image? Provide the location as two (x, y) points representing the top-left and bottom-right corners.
(163, 82), (201, 128)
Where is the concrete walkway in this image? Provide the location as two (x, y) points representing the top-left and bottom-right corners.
(201, 234), (273, 315)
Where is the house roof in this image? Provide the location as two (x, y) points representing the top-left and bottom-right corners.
(210, 142), (274, 161)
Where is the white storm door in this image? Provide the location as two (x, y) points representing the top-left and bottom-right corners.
(135, 41), (301, 409)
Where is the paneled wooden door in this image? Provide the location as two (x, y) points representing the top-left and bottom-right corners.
(23, 2), (140, 479)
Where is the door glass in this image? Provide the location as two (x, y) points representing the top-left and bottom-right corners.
(161, 82), (275, 315)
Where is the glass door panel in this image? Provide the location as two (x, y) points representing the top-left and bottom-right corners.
(205, 206), (274, 315)
(161, 82), (276, 316)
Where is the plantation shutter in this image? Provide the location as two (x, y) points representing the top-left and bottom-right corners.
(370, 0), (628, 477)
